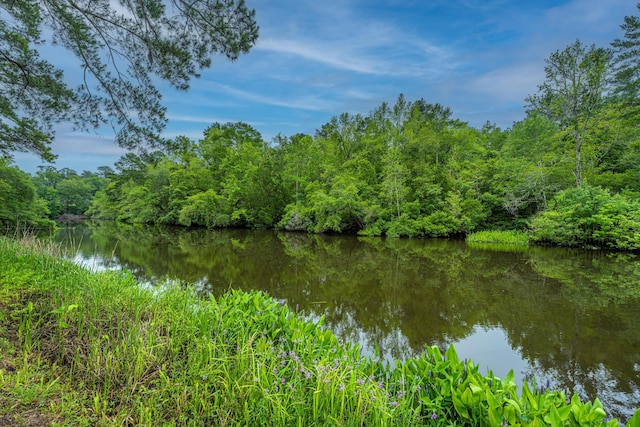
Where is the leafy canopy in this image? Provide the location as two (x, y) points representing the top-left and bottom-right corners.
(0, 0), (259, 161)
(525, 39), (611, 188)
(612, 2), (640, 102)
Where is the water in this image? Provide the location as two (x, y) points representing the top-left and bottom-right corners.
(53, 222), (640, 422)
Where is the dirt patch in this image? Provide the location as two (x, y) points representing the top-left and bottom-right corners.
(22, 409), (56, 427)
(0, 409), (58, 427)
(0, 360), (15, 372)
(0, 414), (14, 426)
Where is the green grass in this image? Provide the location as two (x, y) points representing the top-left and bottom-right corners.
(0, 235), (634, 426)
(466, 230), (530, 246)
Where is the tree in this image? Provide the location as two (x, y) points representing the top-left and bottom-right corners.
(611, 3), (640, 103)
(31, 166), (108, 217)
(526, 39), (611, 188)
(316, 112), (368, 165)
(583, 102), (640, 192)
(494, 114), (568, 219)
(0, 0), (258, 161)
(529, 185), (640, 250)
(0, 158), (52, 228)
(406, 100), (458, 167)
(56, 176), (93, 214)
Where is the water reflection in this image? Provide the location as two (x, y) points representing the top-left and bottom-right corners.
(53, 222), (640, 422)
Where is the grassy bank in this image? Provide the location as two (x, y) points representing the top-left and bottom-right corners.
(466, 230), (530, 246)
(0, 236), (635, 426)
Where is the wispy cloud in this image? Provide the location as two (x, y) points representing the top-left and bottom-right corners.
(546, 0), (635, 32)
(53, 133), (127, 156)
(166, 114), (237, 125)
(257, 33), (456, 78)
(204, 83), (341, 112)
(255, 0), (458, 79)
(257, 38), (385, 75)
(160, 129), (208, 140)
(465, 62), (545, 103)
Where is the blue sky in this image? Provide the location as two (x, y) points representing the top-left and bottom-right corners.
(13, 0), (639, 173)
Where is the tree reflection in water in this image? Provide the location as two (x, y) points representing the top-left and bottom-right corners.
(54, 222), (640, 423)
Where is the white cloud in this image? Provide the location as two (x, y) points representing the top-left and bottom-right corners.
(53, 134), (127, 156)
(166, 114), (236, 125)
(205, 83), (341, 112)
(257, 34), (455, 78)
(465, 62), (545, 103)
(160, 129), (207, 140)
(257, 38), (385, 75)
(546, 0), (636, 31)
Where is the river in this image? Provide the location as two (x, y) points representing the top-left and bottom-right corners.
(52, 221), (640, 423)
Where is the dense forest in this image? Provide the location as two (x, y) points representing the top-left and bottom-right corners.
(0, 160), (109, 228)
(3, 10), (640, 250)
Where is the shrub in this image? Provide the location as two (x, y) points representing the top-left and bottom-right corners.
(529, 185), (640, 250)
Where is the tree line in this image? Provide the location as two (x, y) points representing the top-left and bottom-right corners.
(81, 88), (639, 249)
(4, 5), (640, 249)
(0, 160), (109, 229)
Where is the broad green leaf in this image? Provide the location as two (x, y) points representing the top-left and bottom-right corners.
(445, 344), (460, 364)
(522, 381), (538, 411)
(469, 383), (484, 395)
(452, 391), (470, 419)
(626, 409), (640, 427)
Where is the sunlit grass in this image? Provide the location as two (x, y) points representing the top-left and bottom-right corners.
(466, 230), (530, 246)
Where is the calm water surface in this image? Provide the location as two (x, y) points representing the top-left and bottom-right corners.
(54, 222), (640, 422)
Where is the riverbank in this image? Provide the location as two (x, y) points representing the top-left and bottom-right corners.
(0, 236), (634, 426)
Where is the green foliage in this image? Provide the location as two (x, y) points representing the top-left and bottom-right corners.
(0, 0), (258, 160)
(89, 94), (505, 237)
(278, 202), (315, 232)
(466, 230), (529, 245)
(7, 6), (640, 246)
(304, 175), (370, 233)
(276, 133), (323, 205)
(178, 189), (231, 228)
(421, 210), (461, 237)
(627, 409), (640, 427)
(394, 346), (621, 427)
(79, 78), (640, 243)
(526, 40), (612, 188)
(30, 166), (108, 217)
(612, 3), (640, 102)
(587, 104), (640, 192)
(384, 214), (421, 238)
(85, 186), (117, 219)
(114, 182), (157, 224)
(493, 114), (569, 219)
(529, 185), (640, 249)
(0, 159), (53, 228)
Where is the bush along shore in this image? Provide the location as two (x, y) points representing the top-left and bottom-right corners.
(1, 236), (638, 426)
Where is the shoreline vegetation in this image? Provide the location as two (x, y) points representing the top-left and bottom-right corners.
(4, 101), (640, 251)
(1, 235), (638, 426)
(465, 230), (530, 246)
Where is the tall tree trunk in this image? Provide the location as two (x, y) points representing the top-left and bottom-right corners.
(575, 130), (582, 188)
(394, 173), (401, 218)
